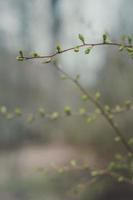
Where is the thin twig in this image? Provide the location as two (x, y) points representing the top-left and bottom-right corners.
(21, 42), (131, 60)
(53, 63), (133, 154)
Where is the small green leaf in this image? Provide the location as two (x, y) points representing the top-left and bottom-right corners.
(95, 109), (101, 114)
(119, 45), (125, 51)
(104, 105), (111, 112)
(108, 114), (114, 119)
(95, 91), (101, 100)
(86, 117), (92, 123)
(102, 32), (111, 43)
(127, 35), (132, 46)
(118, 176), (124, 182)
(121, 34), (132, 46)
(78, 34), (85, 44)
(124, 100), (131, 109)
(79, 108), (86, 115)
(56, 45), (62, 53)
(91, 170), (100, 177)
(38, 107), (45, 117)
(64, 106), (71, 116)
(85, 47), (92, 54)
(30, 51), (39, 57)
(70, 160), (77, 167)
(127, 47), (133, 53)
(108, 162), (116, 171)
(115, 105), (121, 112)
(115, 154), (123, 161)
(103, 33), (107, 43)
(16, 56), (24, 61)
(60, 75), (68, 80)
(81, 95), (88, 101)
(74, 46), (80, 52)
(0, 106), (7, 114)
(19, 50), (24, 58)
(14, 107), (22, 116)
(51, 112), (59, 120)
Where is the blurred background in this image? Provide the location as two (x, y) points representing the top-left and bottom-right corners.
(0, 0), (133, 199)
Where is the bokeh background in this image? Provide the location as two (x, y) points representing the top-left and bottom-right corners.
(0, 0), (133, 199)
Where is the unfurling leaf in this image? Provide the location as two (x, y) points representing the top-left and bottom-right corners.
(14, 107), (22, 116)
(102, 32), (111, 43)
(56, 44), (62, 53)
(78, 34), (85, 44)
(19, 50), (24, 58)
(85, 47), (92, 54)
(64, 106), (71, 116)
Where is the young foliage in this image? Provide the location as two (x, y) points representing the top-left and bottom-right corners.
(14, 33), (133, 190)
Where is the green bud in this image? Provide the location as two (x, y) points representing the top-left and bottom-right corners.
(79, 108), (86, 115)
(85, 48), (92, 54)
(14, 107), (22, 116)
(104, 105), (110, 112)
(95, 91), (101, 100)
(108, 162), (115, 171)
(102, 32), (111, 43)
(19, 50), (24, 58)
(103, 34), (107, 43)
(51, 112), (59, 120)
(115, 105), (121, 112)
(115, 154), (123, 160)
(56, 45), (62, 53)
(127, 35), (132, 45)
(30, 51), (39, 57)
(81, 95), (88, 101)
(70, 160), (77, 167)
(38, 107), (45, 117)
(60, 75), (68, 80)
(78, 34), (85, 44)
(86, 117), (92, 123)
(108, 114), (114, 119)
(74, 46), (80, 52)
(124, 100), (131, 109)
(91, 170), (100, 177)
(64, 106), (71, 115)
(16, 56), (24, 61)
(118, 176), (124, 182)
(0, 106), (7, 114)
(95, 109), (101, 114)
(127, 48), (133, 53)
(119, 45), (125, 51)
